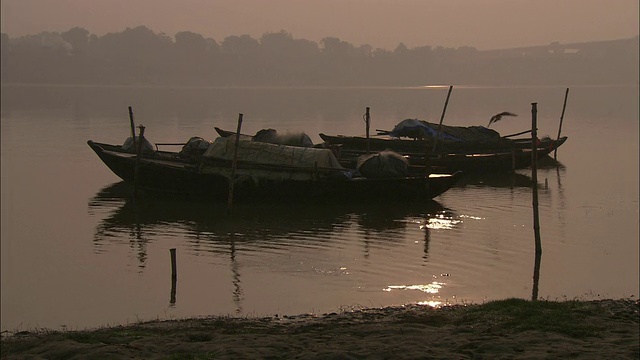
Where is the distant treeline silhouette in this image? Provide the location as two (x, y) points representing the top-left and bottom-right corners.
(1, 26), (638, 86)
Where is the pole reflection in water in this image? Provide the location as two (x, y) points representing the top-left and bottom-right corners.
(423, 226), (431, 261)
(228, 234), (243, 313)
(170, 276), (177, 307)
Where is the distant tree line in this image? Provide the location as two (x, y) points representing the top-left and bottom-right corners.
(1, 26), (638, 86)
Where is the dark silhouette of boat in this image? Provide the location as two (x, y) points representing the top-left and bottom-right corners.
(88, 135), (462, 202)
(214, 121), (567, 173)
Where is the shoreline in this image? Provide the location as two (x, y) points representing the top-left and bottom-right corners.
(2, 298), (638, 359)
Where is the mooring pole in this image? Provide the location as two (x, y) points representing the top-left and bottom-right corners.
(424, 145), (431, 177)
(170, 248), (177, 279)
(170, 248), (177, 305)
(532, 245), (541, 301)
(227, 113), (243, 214)
(128, 106), (137, 150)
(432, 85), (453, 153)
(365, 107), (371, 154)
(133, 124), (145, 197)
(554, 88), (570, 160)
(531, 102), (542, 300)
(531, 103), (541, 254)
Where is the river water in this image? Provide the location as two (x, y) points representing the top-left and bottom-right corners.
(1, 84), (638, 332)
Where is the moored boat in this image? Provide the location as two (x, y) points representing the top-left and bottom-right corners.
(88, 136), (462, 203)
(319, 118), (568, 173)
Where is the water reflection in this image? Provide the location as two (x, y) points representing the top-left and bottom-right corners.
(88, 182), (459, 311)
(456, 171), (535, 188)
(537, 156), (566, 170)
(451, 158), (565, 190)
(228, 236), (243, 313)
(88, 182), (459, 267)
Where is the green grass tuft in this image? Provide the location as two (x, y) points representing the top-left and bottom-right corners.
(460, 298), (605, 338)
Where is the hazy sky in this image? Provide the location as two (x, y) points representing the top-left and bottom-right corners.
(1, 0), (638, 50)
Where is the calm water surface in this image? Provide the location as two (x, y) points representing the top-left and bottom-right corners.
(1, 85), (638, 331)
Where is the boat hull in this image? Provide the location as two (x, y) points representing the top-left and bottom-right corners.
(320, 134), (568, 172)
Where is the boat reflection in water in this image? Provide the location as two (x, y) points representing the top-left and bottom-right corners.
(88, 182), (460, 311)
(89, 182), (459, 259)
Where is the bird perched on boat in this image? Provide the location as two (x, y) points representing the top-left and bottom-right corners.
(488, 111), (518, 127)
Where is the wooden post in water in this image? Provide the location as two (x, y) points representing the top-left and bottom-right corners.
(170, 248), (177, 278)
(432, 85), (453, 153)
(554, 88), (570, 160)
(532, 244), (541, 301)
(227, 113), (244, 214)
(365, 107), (371, 154)
(170, 248), (177, 305)
(424, 145), (431, 177)
(531, 102), (542, 300)
(128, 106), (137, 150)
(133, 124), (145, 196)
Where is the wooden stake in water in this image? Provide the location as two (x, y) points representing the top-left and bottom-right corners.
(128, 106), (137, 150)
(424, 145), (431, 177)
(554, 88), (570, 160)
(170, 248), (177, 305)
(170, 248), (177, 279)
(432, 85), (453, 153)
(532, 243), (541, 301)
(227, 113), (244, 214)
(531, 102), (542, 300)
(134, 124), (145, 197)
(365, 107), (371, 154)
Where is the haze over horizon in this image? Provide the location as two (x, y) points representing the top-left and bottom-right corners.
(1, 0), (638, 50)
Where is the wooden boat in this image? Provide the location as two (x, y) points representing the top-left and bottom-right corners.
(319, 117), (568, 173)
(215, 122), (567, 173)
(87, 136), (462, 203)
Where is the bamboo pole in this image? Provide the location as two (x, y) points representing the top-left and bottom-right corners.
(128, 106), (137, 150)
(424, 145), (431, 177)
(133, 124), (145, 197)
(531, 102), (542, 300)
(170, 248), (177, 305)
(432, 85), (453, 153)
(532, 245), (541, 301)
(227, 113), (243, 214)
(554, 88), (570, 160)
(170, 248), (177, 279)
(365, 107), (371, 154)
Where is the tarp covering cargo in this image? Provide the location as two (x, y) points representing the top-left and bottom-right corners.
(356, 150), (408, 178)
(389, 119), (502, 144)
(202, 137), (346, 182)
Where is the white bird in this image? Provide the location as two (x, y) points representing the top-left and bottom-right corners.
(488, 112), (518, 127)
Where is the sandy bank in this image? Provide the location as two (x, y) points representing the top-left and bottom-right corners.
(2, 298), (638, 359)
